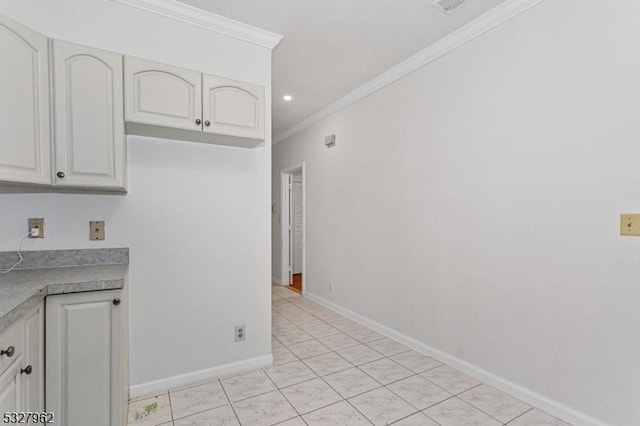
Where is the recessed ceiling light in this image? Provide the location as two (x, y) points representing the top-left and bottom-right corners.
(283, 95), (293, 102)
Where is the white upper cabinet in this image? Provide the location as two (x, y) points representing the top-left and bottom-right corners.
(124, 56), (265, 147)
(124, 57), (202, 132)
(203, 75), (265, 141)
(53, 40), (126, 190)
(0, 15), (51, 185)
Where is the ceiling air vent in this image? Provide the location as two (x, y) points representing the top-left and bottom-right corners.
(432, 0), (471, 14)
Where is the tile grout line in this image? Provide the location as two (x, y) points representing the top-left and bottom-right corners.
(217, 376), (243, 425)
(503, 406), (535, 425)
(166, 391), (175, 426)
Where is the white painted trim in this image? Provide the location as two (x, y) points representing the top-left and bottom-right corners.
(129, 354), (273, 398)
(272, 276), (282, 285)
(304, 292), (610, 426)
(110, 0), (283, 49)
(273, 0), (547, 144)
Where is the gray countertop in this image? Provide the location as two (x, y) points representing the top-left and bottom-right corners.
(0, 263), (127, 333)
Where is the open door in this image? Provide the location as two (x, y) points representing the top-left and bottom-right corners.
(281, 164), (305, 293)
(287, 174), (293, 286)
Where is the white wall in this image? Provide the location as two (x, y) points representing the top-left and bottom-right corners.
(272, 0), (640, 424)
(0, 0), (273, 392)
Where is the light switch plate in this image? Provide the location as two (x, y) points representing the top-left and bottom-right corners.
(620, 214), (640, 236)
(90, 221), (105, 241)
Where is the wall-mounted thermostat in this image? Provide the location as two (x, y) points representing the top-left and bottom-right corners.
(324, 134), (336, 147)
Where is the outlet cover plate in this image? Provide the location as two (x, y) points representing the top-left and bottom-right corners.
(620, 213), (640, 236)
(90, 221), (105, 241)
(28, 218), (44, 238)
(235, 325), (245, 342)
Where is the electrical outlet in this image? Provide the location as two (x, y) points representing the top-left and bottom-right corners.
(90, 221), (105, 241)
(235, 325), (246, 342)
(620, 214), (640, 236)
(328, 282), (333, 292)
(28, 218), (44, 238)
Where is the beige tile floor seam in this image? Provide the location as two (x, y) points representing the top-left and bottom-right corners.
(128, 286), (572, 426)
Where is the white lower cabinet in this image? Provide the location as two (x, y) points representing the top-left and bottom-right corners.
(0, 356), (24, 414)
(23, 306), (43, 411)
(46, 290), (124, 426)
(0, 303), (44, 417)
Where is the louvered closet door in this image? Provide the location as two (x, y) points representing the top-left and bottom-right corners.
(292, 182), (304, 274)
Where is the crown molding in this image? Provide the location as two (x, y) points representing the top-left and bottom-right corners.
(274, 0), (547, 144)
(111, 0), (283, 49)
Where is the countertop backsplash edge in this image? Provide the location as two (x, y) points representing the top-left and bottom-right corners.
(0, 247), (129, 270)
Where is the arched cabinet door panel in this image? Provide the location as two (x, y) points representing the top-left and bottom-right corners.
(46, 290), (124, 426)
(0, 15), (51, 185)
(203, 75), (265, 140)
(124, 57), (202, 131)
(53, 40), (126, 190)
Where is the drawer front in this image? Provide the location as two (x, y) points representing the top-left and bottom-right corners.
(0, 320), (24, 375)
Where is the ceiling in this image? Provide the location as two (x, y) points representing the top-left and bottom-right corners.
(178, 0), (508, 140)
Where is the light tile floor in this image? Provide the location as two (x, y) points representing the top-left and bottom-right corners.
(127, 285), (571, 426)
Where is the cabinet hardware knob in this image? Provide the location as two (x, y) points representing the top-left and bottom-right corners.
(113, 298), (121, 306)
(20, 365), (32, 375)
(204, 120), (211, 127)
(1, 346), (15, 357)
(195, 119), (202, 125)
(57, 171), (65, 178)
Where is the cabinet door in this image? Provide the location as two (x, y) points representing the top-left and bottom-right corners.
(53, 41), (126, 189)
(0, 355), (23, 415)
(202, 75), (265, 140)
(0, 15), (51, 185)
(124, 56), (202, 131)
(46, 290), (123, 426)
(23, 305), (43, 411)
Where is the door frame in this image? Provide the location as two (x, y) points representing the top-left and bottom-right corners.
(280, 162), (305, 293)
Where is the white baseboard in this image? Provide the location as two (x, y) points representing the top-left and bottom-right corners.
(304, 292), (609, 426)
(129, 354), (273, 399)
(272, 276), (282, 285)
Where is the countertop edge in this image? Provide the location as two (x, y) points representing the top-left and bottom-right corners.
(0, 271), (126, 333)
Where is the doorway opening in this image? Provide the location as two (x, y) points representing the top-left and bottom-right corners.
(280, 162), (305, 294)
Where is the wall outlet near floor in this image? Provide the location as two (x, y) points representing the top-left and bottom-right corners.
(328, 282), (333, 292)
(90, 221), (105, 240)
(234, 325), (245, 342)
(620, 213), (640, 236)
(28, 218), (44, 238)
